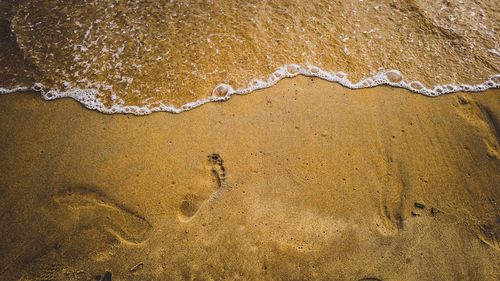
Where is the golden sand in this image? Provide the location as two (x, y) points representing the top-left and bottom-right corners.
(0, 78), (498, 280)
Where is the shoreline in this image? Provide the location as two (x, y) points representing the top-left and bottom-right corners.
(1, 67), (499, 115)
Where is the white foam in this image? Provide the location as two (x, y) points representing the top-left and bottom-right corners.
(488, 49), (500, 56)
(1, 66), (499, 115)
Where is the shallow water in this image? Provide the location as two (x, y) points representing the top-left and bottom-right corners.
(0, 0), (499, 114)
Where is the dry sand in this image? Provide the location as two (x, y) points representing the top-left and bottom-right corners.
(0, 77), (499, 280)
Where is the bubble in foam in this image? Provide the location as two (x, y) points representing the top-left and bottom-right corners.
(32, 83), (43, 91)
(309, 66), (320, 74)
(286, 64), (300, 75)
(336, 72), (346, 79)
(213, 84), (229, 97)
(491, 75), (500, 84)
(409, 81), (424, 90)
(385, 70), (403, 83)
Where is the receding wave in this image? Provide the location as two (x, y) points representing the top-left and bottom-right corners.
(1, 67), (499, 114)
(0, 0), (499, 114)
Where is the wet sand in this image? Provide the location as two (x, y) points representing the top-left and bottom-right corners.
(0, 77), (499, 280)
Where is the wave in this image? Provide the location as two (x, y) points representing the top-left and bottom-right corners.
(1, 65), (499, 115)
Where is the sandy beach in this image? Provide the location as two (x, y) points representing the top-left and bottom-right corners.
(0, 77), (498, 280)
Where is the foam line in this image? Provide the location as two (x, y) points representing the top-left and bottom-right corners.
(1, 65), (499, 115)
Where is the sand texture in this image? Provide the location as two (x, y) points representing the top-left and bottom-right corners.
(0, 77), (499, 280)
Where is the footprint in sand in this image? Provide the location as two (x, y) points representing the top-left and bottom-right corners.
(53, 187), (152, 245)
(177, 153), (227, 222)
(453, 95), (499, 249)
(11, 189), (149, 281)
(454, 94), (499, 159)
(376, 157), (409, 236)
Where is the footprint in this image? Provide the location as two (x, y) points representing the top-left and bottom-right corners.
(177, 193), (204, 223)
(9, 188), (153, 280)
(207, 153), (227, 189)
(454, 95), (499, 159)
(376, 157), (409, 235)
(177, 153), (227, 222)
(53, 187), (152, 245)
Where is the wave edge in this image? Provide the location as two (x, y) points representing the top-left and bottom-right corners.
(1, 65), (499, 115)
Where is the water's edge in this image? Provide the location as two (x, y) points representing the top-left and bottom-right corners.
(1, 65), (499, 115)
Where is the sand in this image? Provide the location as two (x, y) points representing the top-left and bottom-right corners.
(0, 77), (499, 280)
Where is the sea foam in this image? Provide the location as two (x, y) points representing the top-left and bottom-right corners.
(1, 66), (499, 115)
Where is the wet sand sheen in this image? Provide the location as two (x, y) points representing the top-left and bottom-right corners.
(1, 0), (499, 110)
(0, 77), (498, 280)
